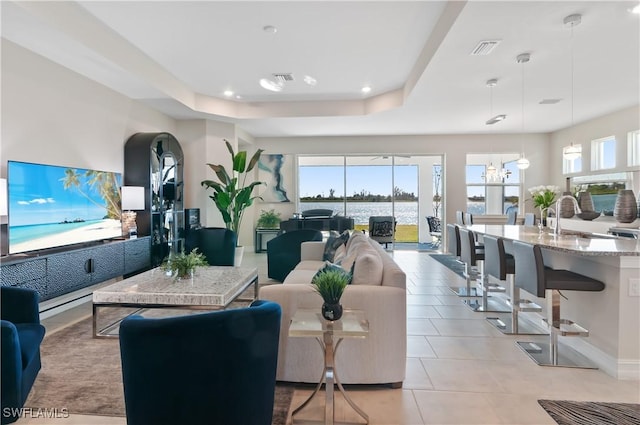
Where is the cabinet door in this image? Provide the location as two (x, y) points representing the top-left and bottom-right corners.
(90, 243), (124, 282)
(124, 237), (151, 275)
(47, 250), (93, 298)
(0, 258), (48, 298)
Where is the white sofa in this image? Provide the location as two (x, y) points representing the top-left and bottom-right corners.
(260, 232), (407, 386)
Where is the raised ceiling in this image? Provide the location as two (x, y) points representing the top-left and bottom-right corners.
(2, 1), (639, 138)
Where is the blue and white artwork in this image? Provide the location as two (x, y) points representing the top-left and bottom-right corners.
(258, 154), (291, 202)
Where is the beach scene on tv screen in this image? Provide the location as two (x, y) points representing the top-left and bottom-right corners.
(8, 161), (122, 254)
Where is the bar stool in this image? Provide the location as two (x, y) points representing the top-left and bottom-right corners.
(483, 235), (546, 334)
(460, 228), (508, 312)
(512, 241), (605, 368)
(446, 224), (481, 297)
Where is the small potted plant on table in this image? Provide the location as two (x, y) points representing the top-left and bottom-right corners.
(162, 248), (209, 281)
(312, 268), (351, 321)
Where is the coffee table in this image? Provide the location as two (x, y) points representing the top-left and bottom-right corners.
(289, 309), (369, 425)
(92, 266), (258, 338)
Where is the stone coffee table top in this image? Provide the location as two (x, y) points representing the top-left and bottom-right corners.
(93, 266), (258, 307)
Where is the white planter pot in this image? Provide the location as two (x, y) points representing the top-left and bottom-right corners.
(234, 246), (244, 267)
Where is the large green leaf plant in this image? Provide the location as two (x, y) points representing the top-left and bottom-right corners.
(201, 140), (264, 244)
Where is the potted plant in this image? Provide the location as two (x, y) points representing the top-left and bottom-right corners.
(312, 267), (351, 321)
(161, 248), (209, 280)
(256, 209), (281, 229)
(201, 140), (264, 264)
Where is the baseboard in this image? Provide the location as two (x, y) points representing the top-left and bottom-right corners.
(563, 337), (640, 380)
(39, 278), (120, 320)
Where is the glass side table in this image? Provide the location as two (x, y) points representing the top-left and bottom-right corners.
(289, 309), (369, 425)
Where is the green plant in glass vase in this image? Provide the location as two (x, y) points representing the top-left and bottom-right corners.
(201, 140), (264, 243)
(312, 268), (351, 321)
(162, 248), (209, 280)
(528, 185), (560, 225)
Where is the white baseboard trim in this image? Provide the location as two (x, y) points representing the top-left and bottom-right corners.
(39, 278), (120, 320)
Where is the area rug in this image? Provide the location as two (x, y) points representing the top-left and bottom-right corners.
(429, 253), (465, 278)
(538, 400), (640, 425)
(25, 316), (294, 424)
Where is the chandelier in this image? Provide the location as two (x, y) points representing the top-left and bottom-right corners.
(483, 163), (512, 183)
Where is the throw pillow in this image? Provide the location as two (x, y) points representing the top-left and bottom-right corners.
(323, 231), (346, 262)
(332, 244), (347, 264)
(351, 246), (383, 286)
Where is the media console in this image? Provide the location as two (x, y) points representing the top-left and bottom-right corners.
(0, 236), (151, 302)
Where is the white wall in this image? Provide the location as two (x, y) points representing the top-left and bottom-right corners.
(1, 40), (176, 177)
(549, 105), (640, 193)
(255, 133), (550, 228)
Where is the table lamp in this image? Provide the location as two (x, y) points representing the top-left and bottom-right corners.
(121, 186), (145, 238)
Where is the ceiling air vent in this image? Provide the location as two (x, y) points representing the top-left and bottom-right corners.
(470, 40), (501, 56)
(272, 73), (294, 83)
(539, 98), (562, 105)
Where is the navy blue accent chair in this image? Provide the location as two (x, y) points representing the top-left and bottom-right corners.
(1, 287), (46, 424)
(195, 227), (237, 266)
(119, 300), (282, 425)
(267, 229), (323, 282)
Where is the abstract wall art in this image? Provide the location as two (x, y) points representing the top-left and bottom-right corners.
(258, 154), (292, 202)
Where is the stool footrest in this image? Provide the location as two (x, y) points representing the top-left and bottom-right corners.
(507, 298), (543, 312)
(483, 283), (506, 293)
(544, 319), (589, 337)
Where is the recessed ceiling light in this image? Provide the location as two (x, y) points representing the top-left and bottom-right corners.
(235, 95), (242, 99)
(303, 75), (317, 86)
(223, 90), (234, 97)
(259, 78), (283, 92)
(632, 4), (640, 14)
(361, 86), (372, 94)
(263, 25), (277, 33)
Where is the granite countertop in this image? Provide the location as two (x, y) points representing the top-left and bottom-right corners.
(467, 225), (640, 256)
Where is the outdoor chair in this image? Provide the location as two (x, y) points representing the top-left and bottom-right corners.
(425, 216), (442, 246)
(368, 216), (396, 248)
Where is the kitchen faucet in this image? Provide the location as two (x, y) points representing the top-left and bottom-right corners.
(551, 195), (582, 235)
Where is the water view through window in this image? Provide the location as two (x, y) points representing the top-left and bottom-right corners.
(298, 155), (441, 244)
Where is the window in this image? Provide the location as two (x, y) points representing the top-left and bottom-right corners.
(563, 144), (582, 174)
(466, 154), (522, 215)
(628, 130), (640, 166)
(591, 136), (616, 170)
(572, 172), (630, 213)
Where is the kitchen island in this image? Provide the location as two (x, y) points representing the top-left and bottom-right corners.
(467, 224), (639, 380)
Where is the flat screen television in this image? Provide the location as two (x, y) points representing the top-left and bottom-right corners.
(7, 160), (123, 254)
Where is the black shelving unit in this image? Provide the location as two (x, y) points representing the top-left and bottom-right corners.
(125, 132), (184, 267)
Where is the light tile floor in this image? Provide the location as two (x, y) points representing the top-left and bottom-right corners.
(22, 250), (639, 425)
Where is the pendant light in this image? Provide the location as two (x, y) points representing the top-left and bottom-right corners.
(516, 53), (531, 170)
(485, 78), (506, 125)
(562, 14), (582, 160)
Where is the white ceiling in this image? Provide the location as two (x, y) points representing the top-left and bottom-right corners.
(2, 1), (639, 138)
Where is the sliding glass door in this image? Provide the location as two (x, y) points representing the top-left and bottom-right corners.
(298, 155), (442, 248)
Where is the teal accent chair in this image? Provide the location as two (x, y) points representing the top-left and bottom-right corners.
(119, 300), (281, 425)
(195, 227), (237, 266)
(267, 229), (323, 282)
(1, 287), (46, 424)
